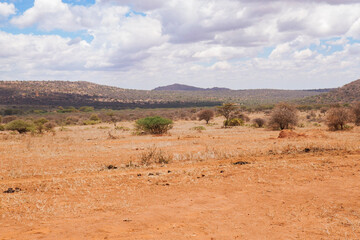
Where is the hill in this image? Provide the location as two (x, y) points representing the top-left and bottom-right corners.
(153, 83), (230, 91)
(0, 80), (332, 109)
(302, 79), (360, 104)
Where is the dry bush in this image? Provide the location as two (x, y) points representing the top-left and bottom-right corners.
(140, 146), (172, 166)
(326, 107), (352, 131)
(44, 121), (56, 132)
(269, 103), (298, 130)
(198, 109), (214, 124)
(65, 116), (80, 125)
(353, 102), (360, 126)
(253, 118), (266, 128)
(233, 111), (250, 122)
(2, 116), (17, 124)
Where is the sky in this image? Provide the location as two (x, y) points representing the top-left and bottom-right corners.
(0, 0), (360, 90)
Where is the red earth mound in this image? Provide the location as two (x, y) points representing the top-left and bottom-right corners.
(278, 130), (306, 138)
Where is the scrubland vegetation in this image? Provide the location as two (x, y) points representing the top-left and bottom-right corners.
(1, 101), (360, 239)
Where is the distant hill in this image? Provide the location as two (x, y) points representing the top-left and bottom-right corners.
(153, 83), (230, 91)
(0, 80), (333, 109)
(303, 79), (360, 104)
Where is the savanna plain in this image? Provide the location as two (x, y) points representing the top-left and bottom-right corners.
(1, 113), (360, 240)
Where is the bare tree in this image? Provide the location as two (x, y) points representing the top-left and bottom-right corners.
(269, 103), (298, 130)
(352, 102), (360, 126)
(326, 107), (351, 130)
(198, 109), (215, 124)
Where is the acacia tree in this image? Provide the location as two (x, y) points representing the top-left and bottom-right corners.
(269, 103), (298, 130)
(217, 103), (238, 127)
(198, 109), (215, 124)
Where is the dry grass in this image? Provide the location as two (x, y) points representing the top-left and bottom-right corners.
(1, 114), (360, 239)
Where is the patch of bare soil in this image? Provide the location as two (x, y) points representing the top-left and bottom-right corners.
(1, 120), (360, 239)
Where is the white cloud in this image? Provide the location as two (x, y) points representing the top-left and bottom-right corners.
(1, 0), (360, 89)
(0, 2), (16, 18)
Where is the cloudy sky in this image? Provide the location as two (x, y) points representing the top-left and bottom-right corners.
(0, 0), (359, 90)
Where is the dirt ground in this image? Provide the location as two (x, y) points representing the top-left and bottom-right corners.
(1, 117), (360, 239)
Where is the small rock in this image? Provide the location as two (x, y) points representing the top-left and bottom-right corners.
(220, 170), (224, 173)
(168, 170), (171, 173)
(148, 173), (154, 176)
(107, 165), (118, 170)
(3, 188), (21, 194)
(304, 148), (311, 153)
(137, 174), (142, 177)
(233, 161), (250, 165)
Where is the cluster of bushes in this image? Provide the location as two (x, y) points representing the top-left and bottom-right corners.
(0, 118), (56, 134)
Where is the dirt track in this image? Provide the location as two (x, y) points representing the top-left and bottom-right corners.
(1, 120), (360, 239)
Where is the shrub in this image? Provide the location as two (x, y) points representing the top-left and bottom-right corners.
(253, 118), (266, 128)
(65, 116), (79, 125)
(34, 118), (49, 133)
(83, 120), (101, 125)
(353, 102), (360, 126)
(0, 115), (2, 123)
(89, 114), (101, 121)
(57, 106), (78, 113)
(135, 116), (173, 135)
(2, 116), (17, 124)
(140, 146), (172, 166)
(0, 125), (4, 131)
(5, 120), (35, 134)
(217, 103), (238, 127)
(233, 111), (250, 122)
(326, 107), (352, 131)
(224, 118), (244, 127)
(79, 106), (94, 112)
(115, 126), (130, 131)
(198, 109), (214, 124)
(44, 121), (56, 132)
(269, 103), (298, 130)
(191, 126), (206, 132)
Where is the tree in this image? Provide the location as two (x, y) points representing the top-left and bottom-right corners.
(269, 103), (298, 130)
(352, 102), (360, 126)
(198, 109), (214, 124)
(326, 107), (351, 130)
(217, 103), (237, 127)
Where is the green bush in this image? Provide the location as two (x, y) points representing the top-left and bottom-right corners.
(34, 118), (49, 133)
(89, 114), (101, 121)
(224, 118), (244, 127)
(135, 116), (173, 134)
(191, 126), (206, 132)
(5, 120), (35, 134)
(83, 120), (101, 125)
(79, 106), (94, 112)
(0, 125), (4, 131)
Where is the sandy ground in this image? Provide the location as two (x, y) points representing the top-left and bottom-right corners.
(1, 118), (360, 239)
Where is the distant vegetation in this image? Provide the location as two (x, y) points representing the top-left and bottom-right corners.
(302, 79), (360, 104)
(0, 81), (331, 109)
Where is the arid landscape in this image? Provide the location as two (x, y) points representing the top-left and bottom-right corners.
(2, 0), (360, 239)
(1, 112), (360, 239)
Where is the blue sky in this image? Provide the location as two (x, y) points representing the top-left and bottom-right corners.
(0, 0), (360, 90)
